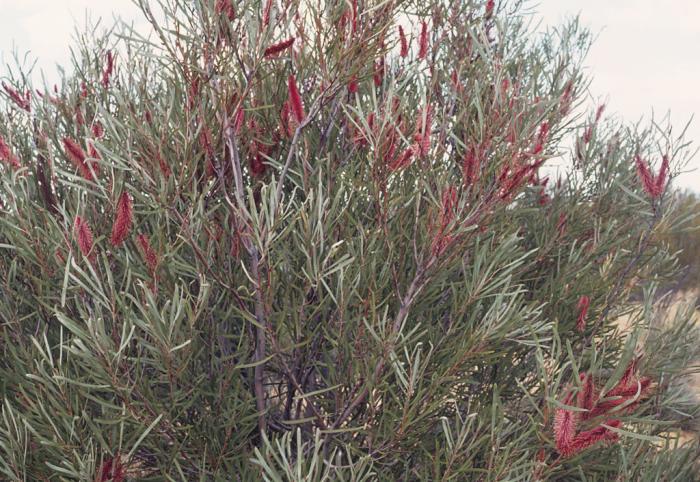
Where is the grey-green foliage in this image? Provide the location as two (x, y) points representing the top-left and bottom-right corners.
(0, 0), (698, 480)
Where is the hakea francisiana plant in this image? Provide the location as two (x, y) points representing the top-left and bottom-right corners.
(110, 192), (133, 247)
(553, 359), (653, 458)
(0, 0), (697, 479)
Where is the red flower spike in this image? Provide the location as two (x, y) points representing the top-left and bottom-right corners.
(137, 234), (158, 273)
(74, 216), (95, 260)
(463, 146), (479, 186)
(262, 0), (273, 27)
(110, 192), (133, 247)
(398, 25), (409, 57)
(91, 121), (104, 139)
(388, 147), (414, 172)
(418, 21), (429, 60)
(595, 104), (606, 122)
(576, 295), (590, 332)
(0, 136), (21, 169)
(264, 37), (295, 57)
(532, 121), (549, 155)
(348, 76), (359, 94)
(287, 74), (305, 123)
(635, 155), (668, 199)
(2, 82), (31, 111)
(577, 372), (596, 412)
(102, 50), (115, 89)
(98, 454), (126, 482)
(374, 58), (385, 87)
(215, 0), (236, 21)
(655, 154), (670, 197)
(485, 0), (495, 19)
(562, 420), (620, 458)
(553, 392), (578, 456)
(63, 137), (94, 181)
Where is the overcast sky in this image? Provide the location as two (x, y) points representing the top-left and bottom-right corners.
(0, 0), (698, 189)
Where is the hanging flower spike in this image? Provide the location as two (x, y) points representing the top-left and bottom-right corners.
(63, 137), (94, 181)
(86, 140), (102, 178)
(576, 295), (590, 332)
(418, 21), (429, 60)
(463, 146), (479, 186)
(264, 37), (295, 57)
(2, 82), (31, 112)
(0, 136), (22, 169)
(137, 234), (158, 273)
(110, 192), (133, 247)
(398, 25), (409, 58)
(74, 216), (95, 260)
(102, 50), (115, 89)
(287, 74), (305, 123)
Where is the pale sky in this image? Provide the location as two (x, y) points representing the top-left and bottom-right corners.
(0, 0), (698, 189)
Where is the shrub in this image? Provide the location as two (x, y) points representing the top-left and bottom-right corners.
(0, 0), (698, 479)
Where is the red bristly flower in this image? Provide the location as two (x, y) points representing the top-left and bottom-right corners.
(102, 50), (115, 89)
(635, 154), (668, 199)
(110, 192), (133, 247)
(553, 392), (578, 456)
(485, 0), (495, 19)
(91, 121), (104, 138)
(264, 37), (295, 57)
(532, 121), (549, 155)
(398, 26), (409, 58)
(287, 74), (305, 123)
(576, 295), (590, 332)
(137, 234), (158, 273)
(388, 147), (414, 172)
(98, 454), (126, 482)
(2, 82), (31, 111)
(348, 76), (359, 94)
(63, 137), (95, 181)
(0, 136), (22, 169)
(418, 21), (429, 60)
(215, 0), (236, 21)
(74, 216), (95, 260)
